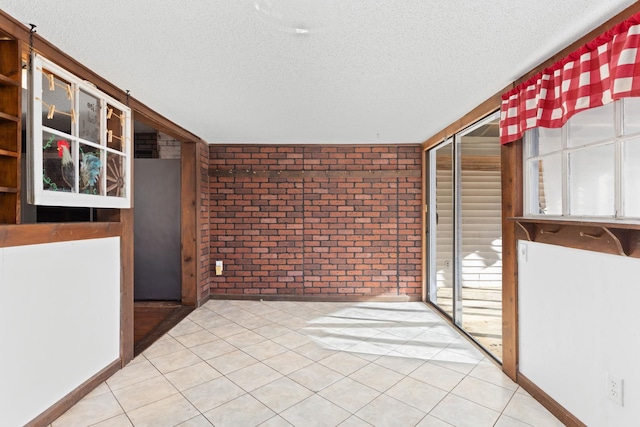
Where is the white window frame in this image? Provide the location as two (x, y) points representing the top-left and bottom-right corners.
(523, 99), (638, 221)
(29, 54), (132, 209)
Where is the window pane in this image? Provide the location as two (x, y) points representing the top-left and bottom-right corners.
(567, 103), (614, 146)
(106, 152), (127, 198)
(106, 104), (124, 152)
(79, 91), (100, 143)
(43, 131), (75, 193)
(623, 137), (640, 217)
(41, 71), (73, 134)
(536, 154), (562, 215)
(569, 145), (614, 216)
(79, 143), (103, 195)
(538, 127), (563, 155)
(623, 98), (640, 135)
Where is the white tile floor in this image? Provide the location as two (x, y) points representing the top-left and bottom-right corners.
(51, 300), (564, 427)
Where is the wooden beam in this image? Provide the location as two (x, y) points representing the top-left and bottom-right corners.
(421, 98), (503, 151)
(0, 10), (205, 145)
(421, 3), (640, 152)
(119, 207), (134, 366)
(0, 222), (121, 248)
(501, 140), (522, 381)
(513, 3), (640, 88)
(181, 141), (198, 306)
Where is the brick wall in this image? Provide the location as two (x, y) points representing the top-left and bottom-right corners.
(134, 133), (158, 158)
(158, 132), (181, 159)
(208, 145), (422, 299)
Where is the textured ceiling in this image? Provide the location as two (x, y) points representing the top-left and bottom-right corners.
(2, 1), (637, 144)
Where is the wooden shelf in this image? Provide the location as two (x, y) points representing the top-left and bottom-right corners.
(0, 149), (18, 158)
(509, 216), (640, 231)
(0, 111), (19, 122)
(510, 217), (640, 257)
(0, 38), (21, 224)
(0, 73), (19, 87)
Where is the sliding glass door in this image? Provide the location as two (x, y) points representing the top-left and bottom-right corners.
(428, 138), (455, 319)
(427, 112), (503, 360)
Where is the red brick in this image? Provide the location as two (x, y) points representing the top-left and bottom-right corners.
(207, 145), (421, 297)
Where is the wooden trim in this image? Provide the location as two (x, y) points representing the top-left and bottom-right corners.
(0, 222), (121, 248)
(181, 142), (198, 306)
(512, 3), (640, 88)
(0, 10), (204, 145)
(209, 293), (422, 303)
(501, 140), (522, 381)
(518, 372), (587, 427)
(24, 359), (120, 427)
(209, 169), (421, 179)
(119, 208), (134, 366)
(420, 3), (640, 155)
(421, 99), (503, 151)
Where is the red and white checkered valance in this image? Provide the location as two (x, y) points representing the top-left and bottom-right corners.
(500, 12), (640, 144)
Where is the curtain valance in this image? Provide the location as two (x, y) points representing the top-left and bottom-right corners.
(500, 12), (640, 144)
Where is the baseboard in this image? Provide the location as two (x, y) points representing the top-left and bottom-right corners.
(517, 372), (587, 427)
(25, 359), (121, 427)
(207, 293), (421, 302)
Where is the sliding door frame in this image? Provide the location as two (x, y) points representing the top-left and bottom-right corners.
(426, 111), (502, 353)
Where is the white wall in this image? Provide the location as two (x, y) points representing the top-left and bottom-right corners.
(518, 241), (640, 426)
(0, 237), (121, 426)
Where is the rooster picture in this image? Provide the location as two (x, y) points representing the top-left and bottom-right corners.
(56, 140), (102, 192)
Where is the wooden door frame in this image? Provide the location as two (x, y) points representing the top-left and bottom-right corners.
(180, 140), (201, 307)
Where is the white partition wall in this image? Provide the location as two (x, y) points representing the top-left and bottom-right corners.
(0, 237), (121, 426)
(518, 241), (640, 426)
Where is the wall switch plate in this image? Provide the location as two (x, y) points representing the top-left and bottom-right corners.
(215, 260), (223, 276)
(607, 373), (624, 406)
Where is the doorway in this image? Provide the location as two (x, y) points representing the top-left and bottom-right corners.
(132, 123), (193, 354)
(133, 158), (181, 300)
(427, 112), (503, 360)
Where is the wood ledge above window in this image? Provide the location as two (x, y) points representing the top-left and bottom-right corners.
(509, 217), (640, 258)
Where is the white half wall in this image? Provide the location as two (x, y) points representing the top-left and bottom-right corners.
(518, 241), (640, 426)
(0, 237), (121, 426)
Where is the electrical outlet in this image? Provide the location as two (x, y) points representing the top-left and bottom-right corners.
(607, 373), (624, 406)
(444, 260), (451, 269)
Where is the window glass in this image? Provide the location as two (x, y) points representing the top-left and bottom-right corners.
(106, 152), (127, 198)
(41, 71), (72, 134)
(623, 98), (640, 135)
(623, 137), (640, 217)
(537, 127), (562, 155)
(42, 131), (74, 192)
(79, 90), (100, 143)
(535, 155), (562, 215)
(567, 103), (614, 147)
(568, 144), (614, 216)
